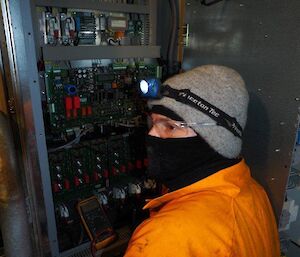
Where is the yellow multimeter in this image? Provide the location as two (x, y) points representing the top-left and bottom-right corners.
(77, 196), (116, 250)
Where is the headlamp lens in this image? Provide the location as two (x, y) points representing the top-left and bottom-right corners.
(139, 78), (161, 98)
(140, 80), (149, 94)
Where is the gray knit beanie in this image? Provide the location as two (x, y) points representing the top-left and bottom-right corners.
(149, 65), (249, 159)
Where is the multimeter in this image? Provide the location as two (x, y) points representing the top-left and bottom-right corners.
(77, 196), (116, 250)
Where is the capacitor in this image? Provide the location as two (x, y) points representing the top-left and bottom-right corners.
(65, 84), (77, 95)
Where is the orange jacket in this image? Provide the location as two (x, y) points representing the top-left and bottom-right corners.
(125, 160), (280, 257)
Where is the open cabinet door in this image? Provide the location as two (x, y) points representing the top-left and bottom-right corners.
(182, 0), (300, 221)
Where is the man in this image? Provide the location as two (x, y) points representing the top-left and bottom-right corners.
(124, 65), (280, 256)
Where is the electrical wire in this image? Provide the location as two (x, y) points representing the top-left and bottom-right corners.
(48, 126), (93, 153)
(167, 0), (178, 75)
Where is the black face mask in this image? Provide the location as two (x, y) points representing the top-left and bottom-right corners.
(146, 135), (240, 190)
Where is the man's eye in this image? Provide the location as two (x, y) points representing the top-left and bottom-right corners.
(165, 123), (177, 130)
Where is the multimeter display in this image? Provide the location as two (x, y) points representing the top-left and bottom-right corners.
(80, 200), (113, 241)
(78, 197), (116, 248)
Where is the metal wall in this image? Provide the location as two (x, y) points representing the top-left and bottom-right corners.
(182, 0), (300, 219)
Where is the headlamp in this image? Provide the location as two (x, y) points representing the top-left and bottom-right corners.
(138, 77), (244, 139)
(139, 78), (162, 99)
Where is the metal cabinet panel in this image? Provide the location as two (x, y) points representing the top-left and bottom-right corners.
(182, 0), (300, 219)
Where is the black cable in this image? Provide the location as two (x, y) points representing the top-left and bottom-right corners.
(167, 0), (179, 76)
(290, 239), (300, 248)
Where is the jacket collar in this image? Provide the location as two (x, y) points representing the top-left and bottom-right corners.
(143, 159), (250, 210)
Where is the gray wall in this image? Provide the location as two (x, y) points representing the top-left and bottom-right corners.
(182, 0), (300, 219)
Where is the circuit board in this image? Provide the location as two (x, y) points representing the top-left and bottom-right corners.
(44, 62), (160, 252)
(45, 63), (159, 133)
(40, 8), (149, 46)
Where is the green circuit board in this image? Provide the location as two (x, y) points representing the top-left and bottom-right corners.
(45, 63), (160, 133)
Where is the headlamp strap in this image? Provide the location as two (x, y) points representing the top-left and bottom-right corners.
(163, 85), (243, 138)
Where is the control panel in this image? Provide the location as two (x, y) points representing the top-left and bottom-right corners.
(43, 61), (160, 252)
(34, 1), (161, 255)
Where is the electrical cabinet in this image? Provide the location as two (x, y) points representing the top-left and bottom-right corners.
(12, 0), (163, 256)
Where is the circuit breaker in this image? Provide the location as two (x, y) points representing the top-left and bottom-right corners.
(33, 1), (161, 256)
